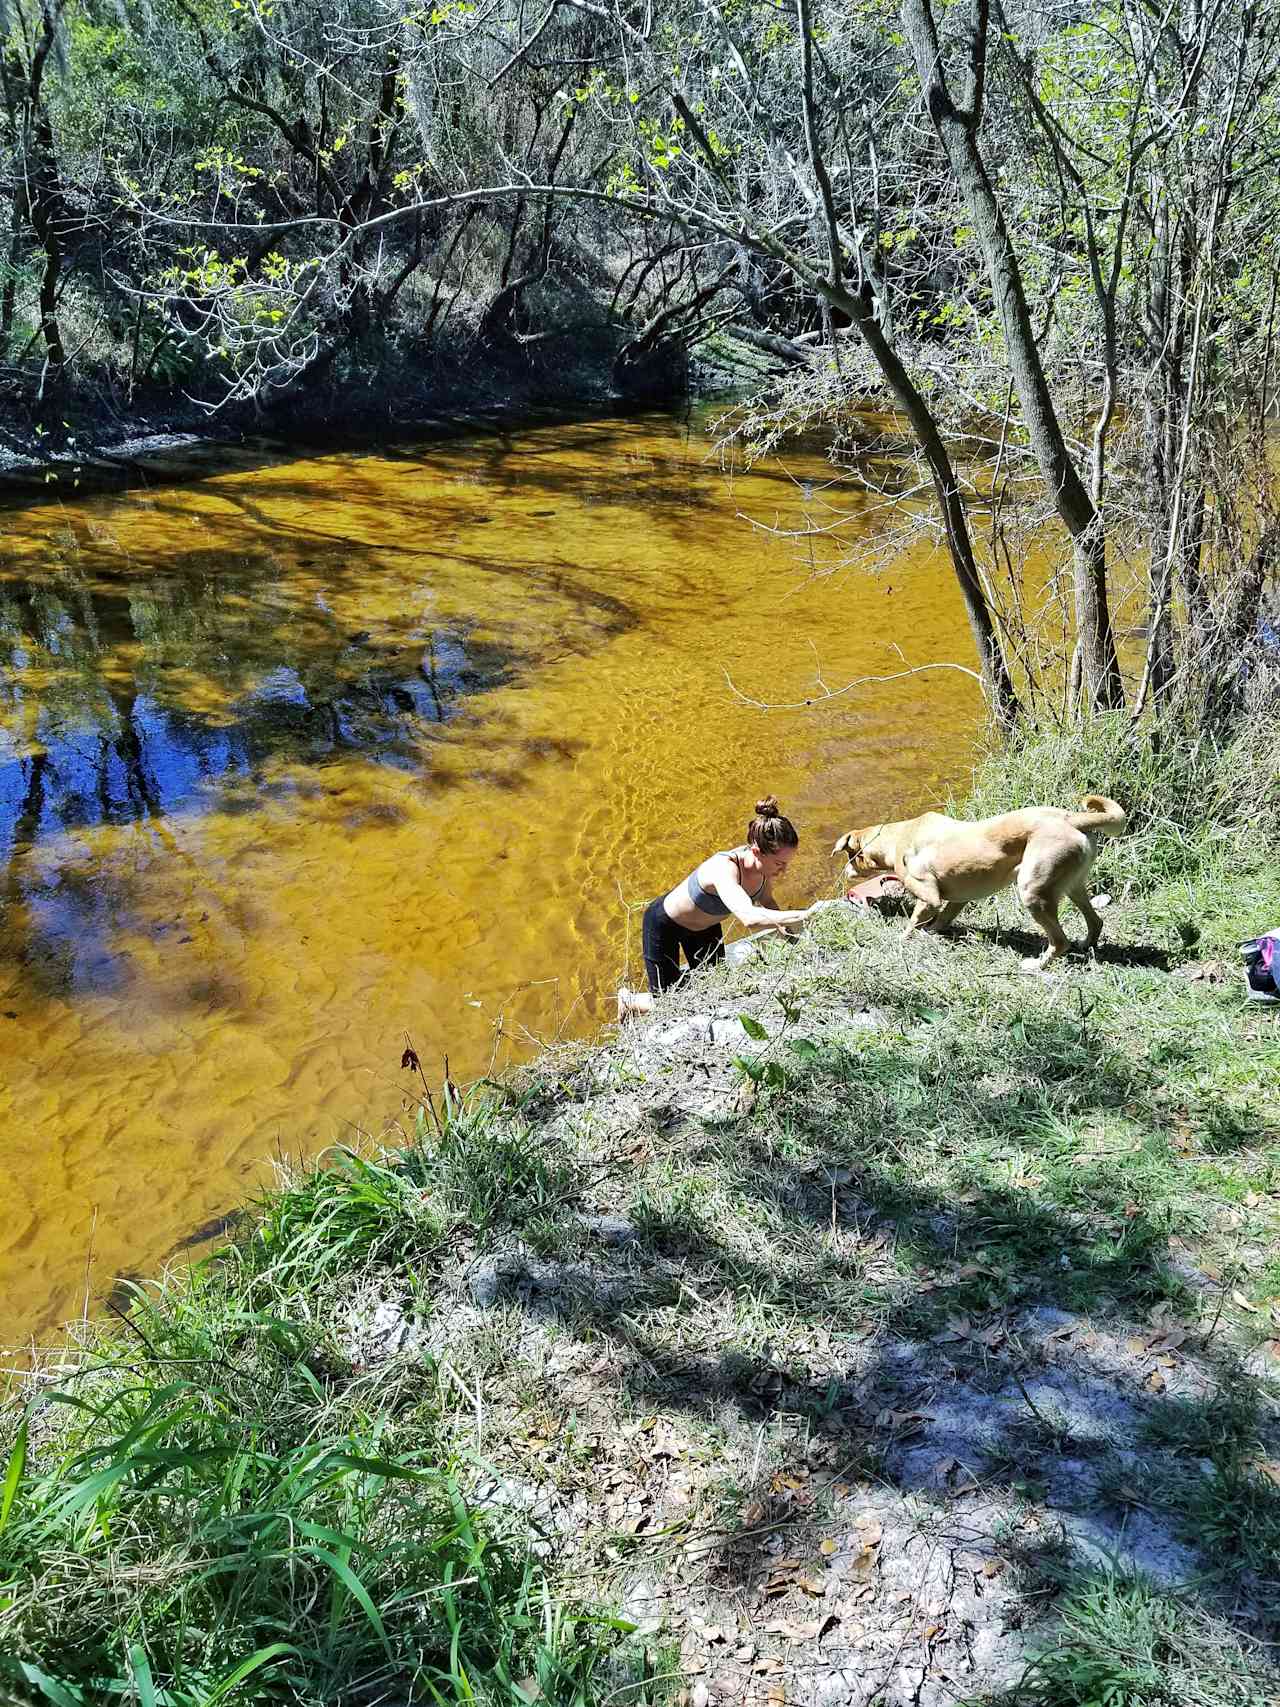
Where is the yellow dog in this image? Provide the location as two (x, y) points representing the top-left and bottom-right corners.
(832, 796), (1128, 971)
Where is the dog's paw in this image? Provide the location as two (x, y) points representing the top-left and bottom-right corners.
(1020, 955), (1052, 974)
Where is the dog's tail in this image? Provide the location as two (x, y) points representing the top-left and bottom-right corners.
(1069, 794), (1128, 836)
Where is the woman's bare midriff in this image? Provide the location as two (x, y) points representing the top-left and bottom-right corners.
(662, 889), (725, 929)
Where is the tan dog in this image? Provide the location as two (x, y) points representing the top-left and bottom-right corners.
(831, 796), (1128, 971)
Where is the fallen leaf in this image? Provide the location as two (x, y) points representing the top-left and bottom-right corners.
(1232, 1290), (1260, 1313)
(819, 1537), (838, 1556)
(798, 1613), (838, 1641)
(875, 1408), (935, 1432)
(1172, 957), (1227, 983)
(855, 1514), (884, 1546)
(1147, 1328), (1187, 1353)
(742, 1500), (767, 1526)
(1145, 1369), (1167, 1393)
(1124, 1335), (1147, 1356)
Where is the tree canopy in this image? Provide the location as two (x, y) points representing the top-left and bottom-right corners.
(3, 0), (1278, 721)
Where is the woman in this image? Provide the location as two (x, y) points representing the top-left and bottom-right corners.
(617, 796), (814, 1020)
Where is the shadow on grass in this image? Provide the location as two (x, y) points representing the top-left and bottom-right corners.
(847, 900), (1175, 970)
(960, 922), (1175, 971)
(456, 983), (1280, 1675)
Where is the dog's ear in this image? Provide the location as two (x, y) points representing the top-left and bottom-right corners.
(831, 832), (857, 858)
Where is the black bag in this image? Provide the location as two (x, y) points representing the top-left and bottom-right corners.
(1240, 931), (1280, 1005)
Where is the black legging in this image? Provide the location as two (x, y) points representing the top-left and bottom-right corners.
(642, 896), (725, 994)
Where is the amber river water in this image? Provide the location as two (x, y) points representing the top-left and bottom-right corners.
(0, 406), (990, 1347)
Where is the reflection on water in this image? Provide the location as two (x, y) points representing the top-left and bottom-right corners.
(0, 409), (985, 1346)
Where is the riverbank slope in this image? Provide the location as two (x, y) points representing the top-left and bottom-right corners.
(0, 332), (776, 504)
(2, 714), (1279, 1707)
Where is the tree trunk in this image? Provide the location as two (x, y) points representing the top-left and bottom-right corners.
(26, 25), (66, 373)
(832, 278), (1021, 728)
(0, 198), (20, 347)
(1142, 400), (1177, 703)
(900, 0), (1123, 713)
(1202, 520), (1280, 723)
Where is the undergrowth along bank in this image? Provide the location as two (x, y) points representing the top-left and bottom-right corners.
(2, 711), (1279, 1707)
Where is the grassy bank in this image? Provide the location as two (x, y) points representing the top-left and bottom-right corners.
(3, 713), (1280, 1707)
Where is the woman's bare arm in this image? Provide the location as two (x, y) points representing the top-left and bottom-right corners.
(702, 855), (812, 931)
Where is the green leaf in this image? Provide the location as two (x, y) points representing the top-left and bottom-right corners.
(127, 1645), (156, 1707)
(3, 1662), (85, 1707)
(787, 1038), (819, 1061)
(0, 1420), (27, 1533)
(306, 1546), (392, 1656)
(49, 1463), (131, 1520)
(203, 1644), (298, 1707)
(738, 1013), (767, 1040)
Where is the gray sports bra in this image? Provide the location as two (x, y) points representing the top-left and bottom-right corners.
(686, 852), (766, 918)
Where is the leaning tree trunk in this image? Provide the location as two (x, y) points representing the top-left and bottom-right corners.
(813, 270), (1021, 728)
(900, 0), (1124, 715)
(744, 0), (1022, 728)
(1143, 390), (1178, 701)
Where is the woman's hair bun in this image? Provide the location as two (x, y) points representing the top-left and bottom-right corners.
(755, 794), (781, 818)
